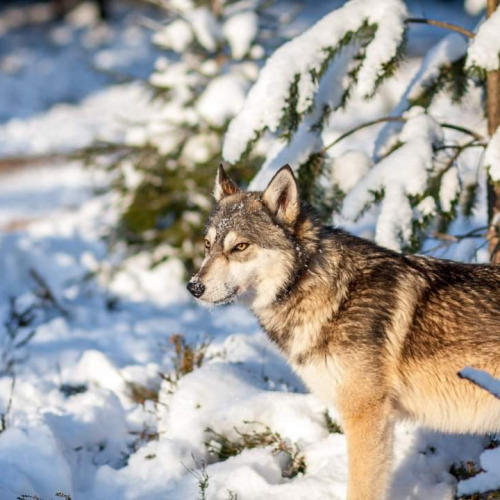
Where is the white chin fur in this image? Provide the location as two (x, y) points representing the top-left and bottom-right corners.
(197, 287), (239, 306)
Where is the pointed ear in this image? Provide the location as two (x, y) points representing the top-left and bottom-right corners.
(262, 165), (300, 225)
(214, 164), (238, 201)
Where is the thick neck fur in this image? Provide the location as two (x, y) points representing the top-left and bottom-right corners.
(252, 206), (400, 361)
(252, 208), (348, 355)
(272, 208), (323, 302)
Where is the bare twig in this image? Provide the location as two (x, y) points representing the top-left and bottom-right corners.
(182, 455), (210, 500)
(29, 269), (69, 318)
(439, 124), (484, 142)
(406, 18), (475, 39)
(421, 226), (489, 256)
(321, 116), (405, 153)
(0, 376), (15, 433)
(321, 116), (484, 153)
(435, 143), (486, 151)
(435, 138), (484, 181)
(431, 226), (488, 242)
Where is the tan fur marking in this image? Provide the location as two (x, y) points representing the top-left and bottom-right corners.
(397, 357), (500, 433)
(223, 231), (238, 253)
(206, 227), (216, 245)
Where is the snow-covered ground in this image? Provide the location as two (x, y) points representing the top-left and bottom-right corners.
(0, 1), (498, 499)
(0, 0), (159, 124)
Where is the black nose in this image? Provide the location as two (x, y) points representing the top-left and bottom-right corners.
(187, 280), (205, 298)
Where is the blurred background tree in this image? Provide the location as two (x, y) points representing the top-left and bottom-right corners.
(85, 0), (287, 274)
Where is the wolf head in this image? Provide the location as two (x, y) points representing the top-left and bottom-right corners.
(187, 164), (313, 310)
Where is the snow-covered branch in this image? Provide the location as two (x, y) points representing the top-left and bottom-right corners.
(223, 0), (408, 164)
(374, 33), (468, 157)
(466, 6), (500, 72)
(341, 111), (442, 251)
(459, 366), (500, 400)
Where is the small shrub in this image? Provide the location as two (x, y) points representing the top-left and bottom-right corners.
(183, 456), (210, 500)
(170, 333), (210, 376)
(160, 334), (211, 392)
(129, 424), (159, 454)
(449, 461), (500, 499)
(205, 421), (306, 479)
(450, 461), (481, 482)
(0, 376), (15, 433)
(1, 268), (69, 375)
(126, 381), (159, 405)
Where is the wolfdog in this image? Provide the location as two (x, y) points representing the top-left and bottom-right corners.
(187, 164), (500, 499)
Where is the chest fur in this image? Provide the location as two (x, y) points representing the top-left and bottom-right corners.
(292, 355), (345, 405)
(256, 286), (347, 403)
(274, 316), (345, 405)
(258, 285), (335, 348)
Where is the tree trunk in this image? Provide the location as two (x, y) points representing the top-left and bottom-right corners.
(486, 0), (500, 262)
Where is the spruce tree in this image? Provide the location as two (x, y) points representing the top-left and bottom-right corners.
(223, 0), (500, 262)
(87, 0), (283, 273)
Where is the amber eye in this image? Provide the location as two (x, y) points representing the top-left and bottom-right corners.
(233, 242), (249, 252)
(204, 239), (211, 250)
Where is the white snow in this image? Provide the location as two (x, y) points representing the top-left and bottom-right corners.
(152, 19), (194, 53)
(458, 446), (500, 496)
(0, 424), (74, 498)
(465, 0), (487, 15)
(0, 2), (157, 124)
(196, 72), (251, 127)
(181, 132), (220, 164)
(249, 43), (363, 189)
(331, 151), (372, 193)
(459, 367), (500, 401)
(223, 11), (259, 60)
(486, 126), (500, 182)
(0, 83), (158, 157)
(0, 162), (104, 228)
(456, 369), (500, 496)
(187, 6), (222, 52)
(149, 60), (203, 94)
(342, 111), (442, 251)
(440, 166), (460, 213)
(417, 196), (437, 219)
(223, 0), (407, 164)
(466, 7), (500, 71)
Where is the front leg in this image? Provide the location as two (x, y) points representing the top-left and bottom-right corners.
(340, 396), (395, 500)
